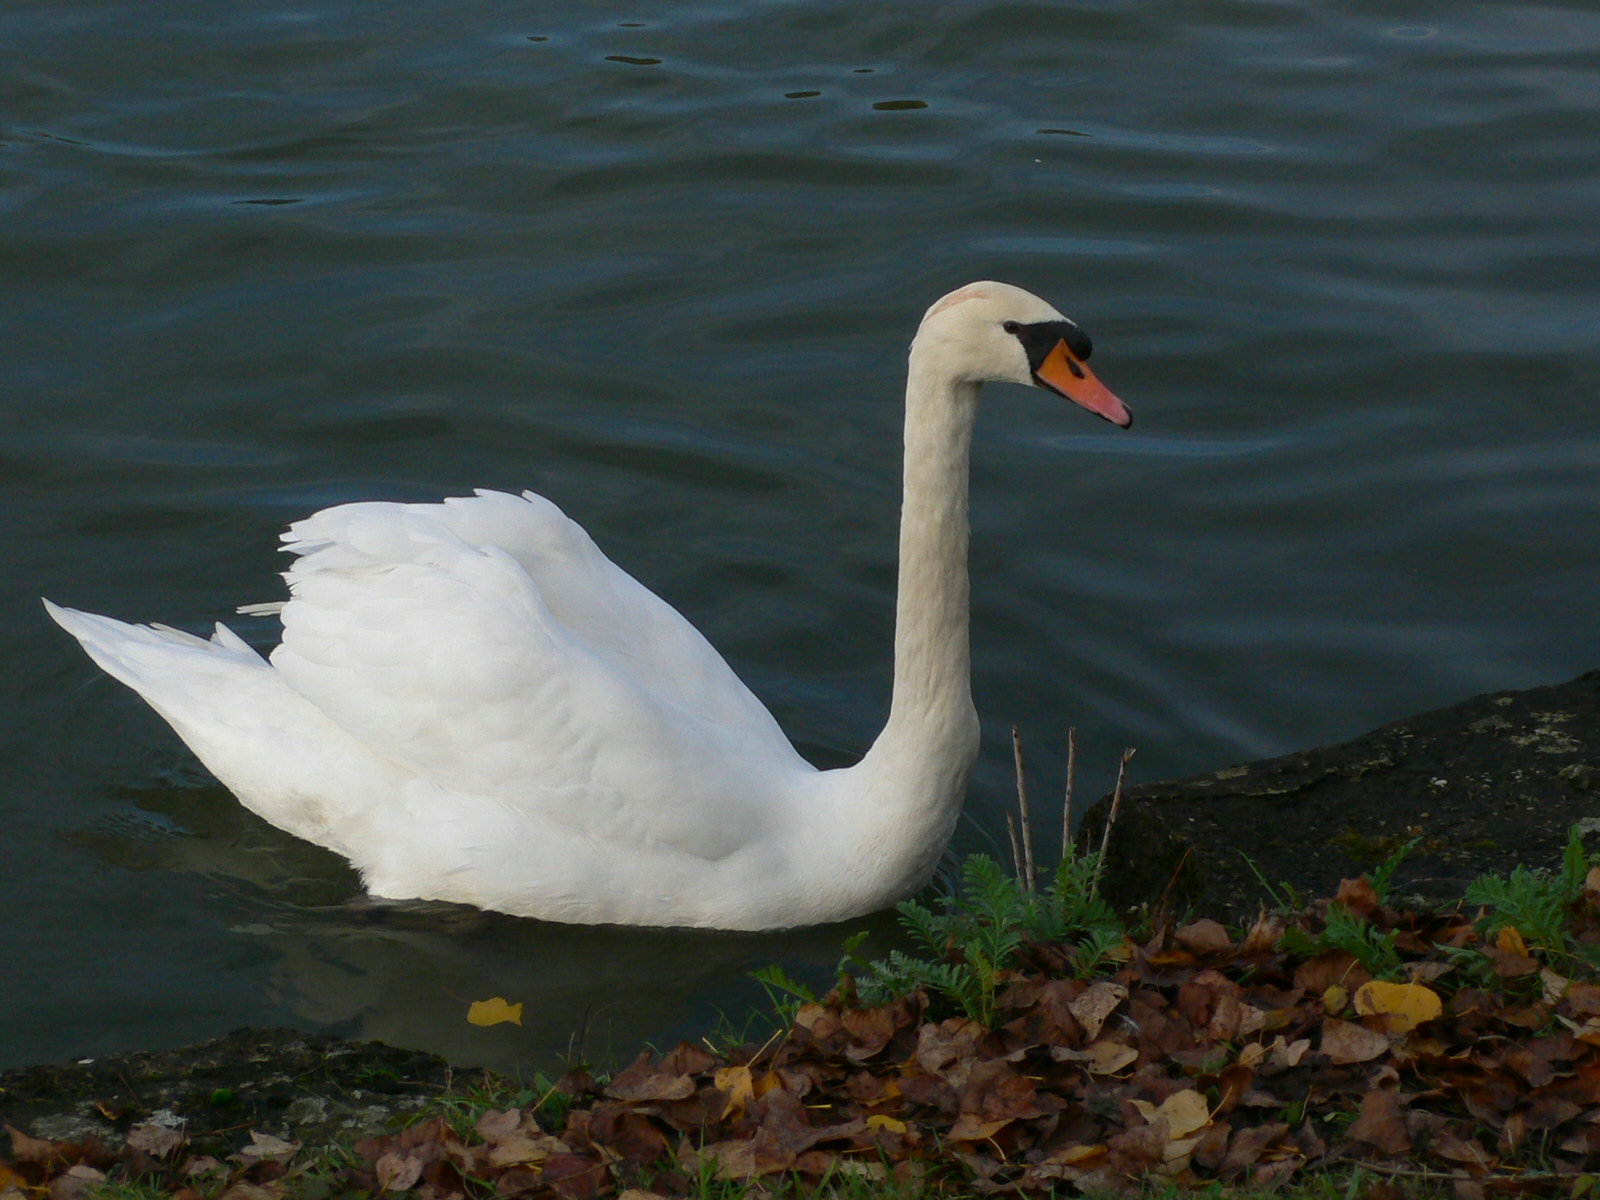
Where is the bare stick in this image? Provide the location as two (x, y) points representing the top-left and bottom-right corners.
(1011, 726), (1035, 891)
(1005, 812), (1025, 883)
(1092, 747), (1137, 900)
(1061, 726), (1077, 862)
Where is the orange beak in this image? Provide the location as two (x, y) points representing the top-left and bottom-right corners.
(1034, 340), (1132, 429)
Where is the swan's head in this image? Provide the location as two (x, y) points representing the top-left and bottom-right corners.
(914, 281), (1132, 428)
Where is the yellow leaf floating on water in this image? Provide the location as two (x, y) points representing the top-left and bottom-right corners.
(467, 997), (524, 1027)
(1353, 980), (1442, 1033)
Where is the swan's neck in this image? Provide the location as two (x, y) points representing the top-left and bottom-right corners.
(886, 357), (980, 742)
(851, 349), (982, 831)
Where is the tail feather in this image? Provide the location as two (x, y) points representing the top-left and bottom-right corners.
(43, 599), (268, 695)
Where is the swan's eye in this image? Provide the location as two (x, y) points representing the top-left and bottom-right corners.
(1002, 320), (1021, 335)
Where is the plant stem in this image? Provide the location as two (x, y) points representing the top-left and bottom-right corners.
(1092, 747), (1136, 900)
(1005, 812), (1024, 884)
(1061, 725), (1077, 862)
(1011, 725), (1035, 891)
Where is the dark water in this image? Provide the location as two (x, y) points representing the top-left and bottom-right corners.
(5, 0), (1599, 1072)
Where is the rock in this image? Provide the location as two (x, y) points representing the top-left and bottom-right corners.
(1079, 668), (1600, 919)
(0, 1027), (459, 1156)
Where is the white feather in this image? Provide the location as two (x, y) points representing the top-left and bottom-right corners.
(45, 282), (1126, 930)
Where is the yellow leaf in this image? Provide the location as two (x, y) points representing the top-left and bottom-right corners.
(866, 1115), (907, 1134)
(753, 1069), (783, 1099)
(1497, 925), (1529, 956)
(1322, 984), (1348, 1013)
(948, 1114), (1010, 1143)
(714, 1066), (754, 1120)
(1045, 1144), (1107, 1166)
(1129, 1089), (1211, 1139)
(467, 997), (524, 1027)
(1352, 980), (1442, 1033)
(1085, 1040), (1139, 1076)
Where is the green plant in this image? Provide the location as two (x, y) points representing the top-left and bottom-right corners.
(1319, 900), (1405, 980)
(1465, 825), (1600, 975)
(749, 963), (817, 1021)
(847, 849), (1125, 1026)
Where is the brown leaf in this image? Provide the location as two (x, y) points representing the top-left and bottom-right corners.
(375, 1150), (425, 1192)
(1295, 950), (1371, 994)
(957, 1059), (1053, 1122)
(1219, 1123), (1289, 1177)
(914, 1018), (987, 1086)
(1347, 1089), (1411, 1156)
(657, 1043), (718, 1078)
(589, 1106), (669, 1165)
(605, 1052), (696, 1102)
(47, 1164), (105, 1200)
(1107, 1121), (1168, 1175)
(840, 1005), (902, 1060)
(485, 1133), (567, 1168)
(1069, 981), (1128, 1041)
(5, 1125), (62, 1165)
(1334, 876), (1381, 918)
(1320, 1017), (1391, 1064)
(541, 1151), (607, 1200)
(124, 1124), (185, 1160)
(1191, 1119), (1233, 1171)
(1175, 919), (1234, 956)
(1482, 946), (1540, 978)
(1430, 1129), (1495, 1171)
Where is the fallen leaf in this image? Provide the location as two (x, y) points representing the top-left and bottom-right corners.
(865, 1115), (907, 1134)
(947, 1113), (1011, 1143)
(467, 996), (524, 1026)
(1353, 979), (1443, 1033)
(125, 1123), (185, 1159)
(1496, 925), (1529, 956)
(1084, 1039), (1139, 1075)
(233, 1131), (299, 1165)
(1268, 1035), (1311, 1068)
(48, 1164), (106, 1200)
(1347, 1089), (1411, 1156)
(1068, 981), (1127, 1040)
(1175, 919), (1233, 955)
(1320, 1017), (1390, 1064)
(374, 1150), (424, 1192)
(1130, 1089), (1212, 1139)
(714, 1065), (755, 1119)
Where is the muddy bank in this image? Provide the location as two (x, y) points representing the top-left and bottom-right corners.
(0, 1028), (458, 1155)
(1081, 667), (1600, 919)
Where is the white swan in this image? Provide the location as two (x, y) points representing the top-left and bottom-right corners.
(46, 281), (1130, 931)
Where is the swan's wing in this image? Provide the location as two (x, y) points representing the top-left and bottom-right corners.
(286, 490), (787, 740)
(271, 495), (806, 859)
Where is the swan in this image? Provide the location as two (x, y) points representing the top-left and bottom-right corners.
(45, 281), (1131, 931)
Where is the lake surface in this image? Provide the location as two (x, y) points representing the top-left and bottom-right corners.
(5, 0), (1599, 1073)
